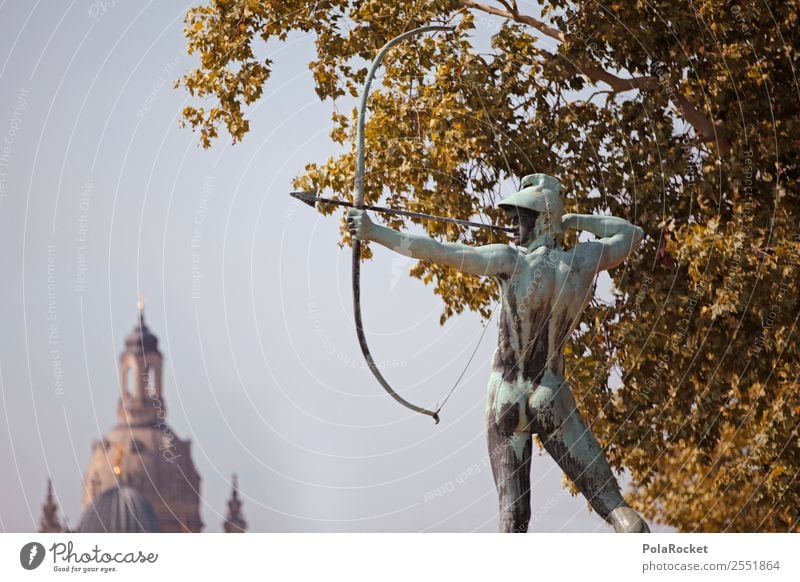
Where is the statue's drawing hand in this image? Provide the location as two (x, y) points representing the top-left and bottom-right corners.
(560, 213), (577, 231)
(347, 208), (374, 240)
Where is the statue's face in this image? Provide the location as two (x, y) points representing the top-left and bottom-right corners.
(504, 207), (539, 246)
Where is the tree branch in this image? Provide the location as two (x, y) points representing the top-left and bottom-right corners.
(675, 95), (730, 151)
(574, 65), (655, 92)
(460, 0), (565, 41)
(497, 0), (515, 15)
(459, 0), (731, 155)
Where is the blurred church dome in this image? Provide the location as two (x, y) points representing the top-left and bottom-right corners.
(39, 299), (247, 534)
(78, 485), (159, 533)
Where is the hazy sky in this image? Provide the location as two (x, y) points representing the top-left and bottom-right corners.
(0, 1), (666, 533)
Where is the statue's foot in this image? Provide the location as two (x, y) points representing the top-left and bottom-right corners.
(609, 506), (650, 533)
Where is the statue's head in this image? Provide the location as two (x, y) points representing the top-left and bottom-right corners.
(498, 173), (564, 246)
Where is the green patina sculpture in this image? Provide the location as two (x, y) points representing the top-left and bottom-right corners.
(299, 25), (649, 533)
(348, 173), (650, 533)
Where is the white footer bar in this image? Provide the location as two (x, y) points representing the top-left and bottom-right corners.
(2, 533), (797, 581)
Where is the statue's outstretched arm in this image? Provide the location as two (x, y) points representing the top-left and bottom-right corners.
(563, 213), (644, 273)
(347, 208), (519, 277)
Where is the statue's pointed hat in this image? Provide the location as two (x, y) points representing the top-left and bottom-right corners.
(497, 173), (561, 213)
(498, 173), (564, 234)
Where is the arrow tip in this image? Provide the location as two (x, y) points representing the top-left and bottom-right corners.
(289, 191), (318, 207)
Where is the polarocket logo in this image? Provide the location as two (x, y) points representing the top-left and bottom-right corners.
(20, 542), (46, 570)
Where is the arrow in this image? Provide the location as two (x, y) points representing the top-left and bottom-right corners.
(289, 191), (515, 234)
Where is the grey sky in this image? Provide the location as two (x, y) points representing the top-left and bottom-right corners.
(0, 1), (666, 532)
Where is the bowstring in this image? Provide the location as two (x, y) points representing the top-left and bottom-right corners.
(434, 300), (499, 415)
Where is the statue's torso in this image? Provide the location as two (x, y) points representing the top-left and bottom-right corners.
(492, 243), (595, 388)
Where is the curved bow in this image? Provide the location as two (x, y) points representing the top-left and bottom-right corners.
(352, 25), (453, 424)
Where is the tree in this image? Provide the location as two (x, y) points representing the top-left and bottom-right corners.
(178, 0), (800, 532)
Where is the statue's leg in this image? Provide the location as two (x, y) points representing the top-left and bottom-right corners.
(486, 419), (532, 533)
(486, 373), (533, 532)
(530, 382), (649, 533)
